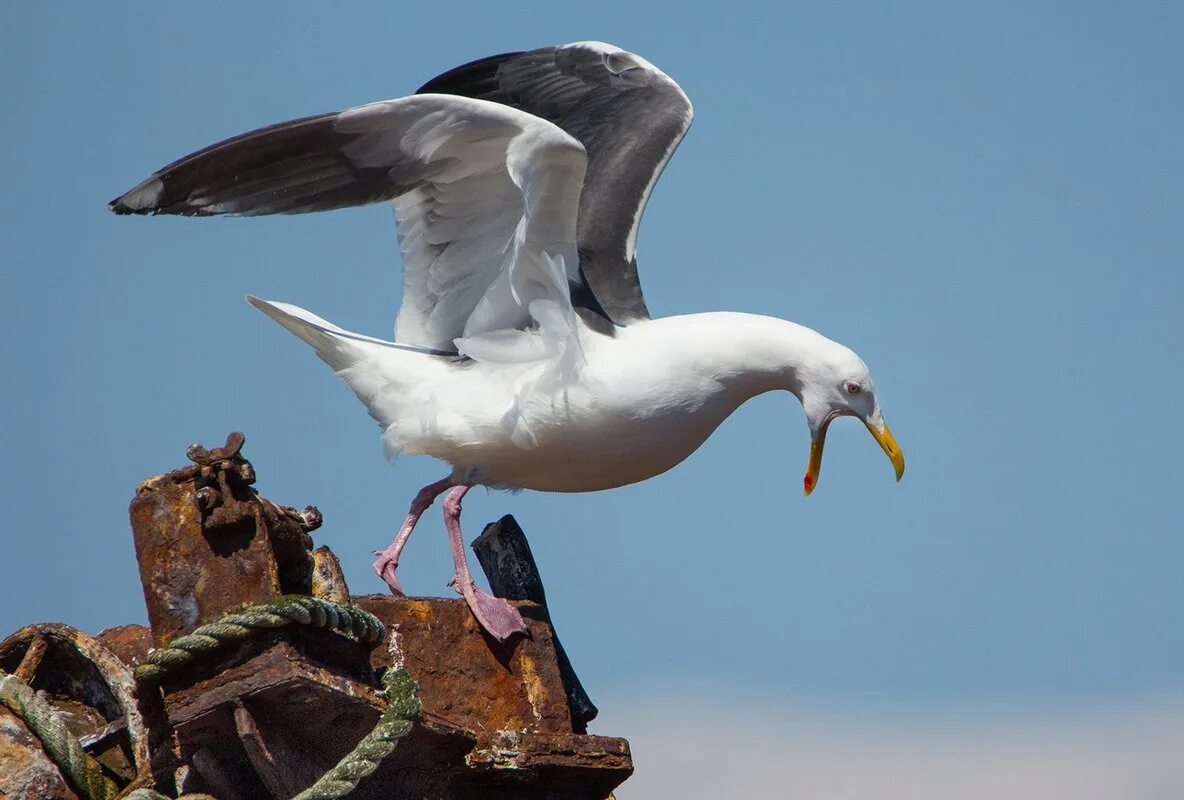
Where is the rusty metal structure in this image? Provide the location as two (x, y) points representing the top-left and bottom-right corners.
(0, 433), (631, 799)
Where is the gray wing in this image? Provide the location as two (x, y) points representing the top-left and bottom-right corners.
(109, 95), (589, 353)
(419, 41), (694, 325)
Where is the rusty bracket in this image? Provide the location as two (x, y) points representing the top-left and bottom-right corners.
(188, 431), (255, 527)
(131, 433), (321, 644)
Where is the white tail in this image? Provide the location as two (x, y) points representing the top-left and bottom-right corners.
(245, 297), (453, 446)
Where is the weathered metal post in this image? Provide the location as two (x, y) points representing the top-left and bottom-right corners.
(473, 514), (600, 731)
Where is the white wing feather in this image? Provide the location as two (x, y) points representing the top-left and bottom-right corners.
(110, 93), (590, 356)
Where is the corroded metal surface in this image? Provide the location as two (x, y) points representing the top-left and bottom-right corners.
(359, 595), (574, 735)
(461, 731), (632, 800)
(310, 546), (351, 604)
(154, 593), (633, 798)
(0, 623), (153, 796)
(94, 625), (153, 670)
(356, 594), (631, 798)
(164, 640), (382, 798)
(131, 472), (282, 647)
(0, 705), (79, 800)
(130, 432), (316, 647)
(140, 594), (633, 799)
(2, 433), (631, 799)
(468, 730), (632, 771)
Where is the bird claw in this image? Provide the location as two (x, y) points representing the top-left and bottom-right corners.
(372, 552), (405, 596)
(453, 577), (527, 642)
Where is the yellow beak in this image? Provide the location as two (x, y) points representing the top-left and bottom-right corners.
(803, 437), (825, 495)
(803, 417), (905, 496)
(866, 420), (906, 482)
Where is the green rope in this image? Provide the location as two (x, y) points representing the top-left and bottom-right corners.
(0, 670), (120, 800)
(117, 669), (418, 800)
(291, 667), (419, 800)
(134, 595), (385, 685)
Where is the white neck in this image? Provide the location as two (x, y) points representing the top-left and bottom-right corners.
(618, 311), (835, 401)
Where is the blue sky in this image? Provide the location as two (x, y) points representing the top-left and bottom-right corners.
(2, 4), (1181, 789)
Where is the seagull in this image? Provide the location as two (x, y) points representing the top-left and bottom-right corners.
(110, 41), (905, 641)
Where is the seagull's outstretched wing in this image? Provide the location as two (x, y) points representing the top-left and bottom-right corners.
(419, 41), (694, 325)
(110, 94), (588, 353)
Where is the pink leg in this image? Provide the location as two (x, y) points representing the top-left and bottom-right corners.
(442, 485), (527, 642)
(372, 477), (454, 595)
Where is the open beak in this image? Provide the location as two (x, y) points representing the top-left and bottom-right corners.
(803, 413), (905, 495)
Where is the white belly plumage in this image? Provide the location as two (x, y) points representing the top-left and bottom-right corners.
(411, 357), (743, 493)
(458, 400), (733, 492)
(263, 308), (788, 496)
(378, 319), (758, 493)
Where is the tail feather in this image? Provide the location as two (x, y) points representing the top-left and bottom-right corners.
(247, 295), (453, 363)
(245, 296), (452, 437)
(248, 296), (352, 370)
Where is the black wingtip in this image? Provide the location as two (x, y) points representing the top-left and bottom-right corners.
(108, 195), (134, 215)
(416, 50), (526, 96)
(107, 174), (168, 216)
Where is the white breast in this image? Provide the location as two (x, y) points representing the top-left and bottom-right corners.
(430, 315), (768, 492)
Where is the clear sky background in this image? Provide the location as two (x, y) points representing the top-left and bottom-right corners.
(2, 3), (1181, 796)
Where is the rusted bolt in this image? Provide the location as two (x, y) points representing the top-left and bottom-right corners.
(298, 506), (323, 532)
(236, 461), (256, 485)
(195, 486), (221, 513)
(220, 431), (246, 459)
(187, 432), (247, 466)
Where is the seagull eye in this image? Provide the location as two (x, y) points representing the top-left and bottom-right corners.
(845, 381), (862, 395)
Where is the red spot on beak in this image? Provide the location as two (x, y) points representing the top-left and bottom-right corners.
(803, 474), (814, 492)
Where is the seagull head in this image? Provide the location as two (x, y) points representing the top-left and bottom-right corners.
(795, 341), (905, 495)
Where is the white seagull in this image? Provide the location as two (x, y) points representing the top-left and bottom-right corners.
(111, 42), (905, 641)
